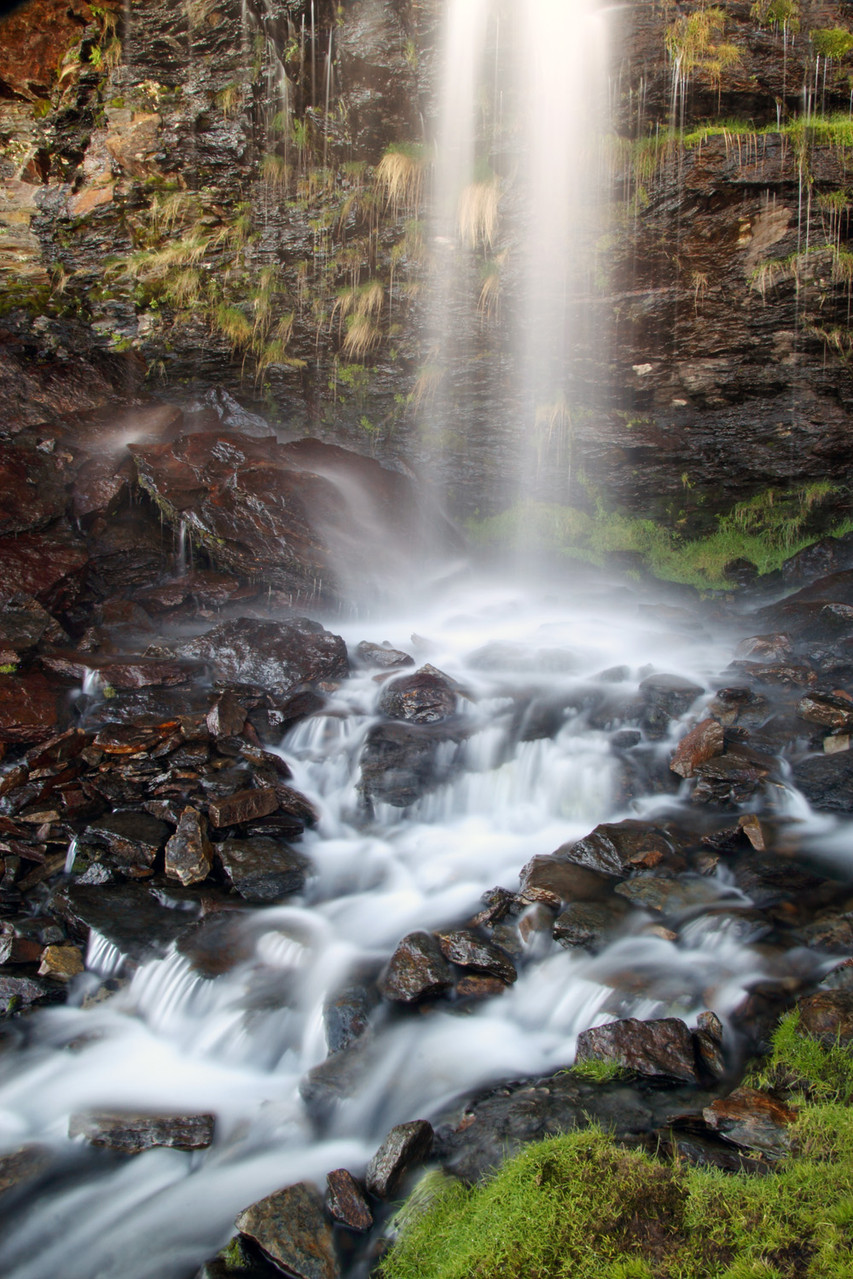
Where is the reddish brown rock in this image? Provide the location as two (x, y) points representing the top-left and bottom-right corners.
(670, 717), (725, 778)
(235, 1182), (339, 1279)
(165, 807), (213, 886)
(326, 1169), (373, 1233)
(207, 786), (279, 829)
(0, 534), (88, 615)
(575, 1016), (700, 1083)
(0, 672), (59, 744)
(518, 856), (612, 909)
(378, 665), (457, 724)
(703, 1087), (796, 1159)
(796, 989), (853, 1046)
(436, 930), (517, 984)
(379, 932), (453, 1004)
(551, 820), (676, 878)
(797, 691), (853, 733)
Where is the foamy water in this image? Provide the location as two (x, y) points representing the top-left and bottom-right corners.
(0, 569), (825, 1279)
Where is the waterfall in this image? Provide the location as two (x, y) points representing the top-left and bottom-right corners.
(424, 0), (611, 514)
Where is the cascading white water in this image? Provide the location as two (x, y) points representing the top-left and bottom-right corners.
(0, 572), (813, 1279)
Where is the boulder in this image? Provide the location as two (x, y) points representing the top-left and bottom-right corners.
(326, 1169), (373, 1232)
(795, 989), (853, 1046)
(575, 1017), (700, 1084)
(235, 1182), (339, 1279)
(378, 665), (457, 723)
(436, 930), (517, 984)
(176, 618), (349, 696)
(552, 820), (676, 878)
(792, 751), (853, 813)
(670, 717), (725, 778)
(0, 671), (60, 744)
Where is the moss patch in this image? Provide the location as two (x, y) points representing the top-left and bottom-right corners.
(380, 1016), (853, 1279)
(467, 484), (850, 590)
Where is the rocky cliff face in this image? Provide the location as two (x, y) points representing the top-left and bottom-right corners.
(1, 0), (853, 525)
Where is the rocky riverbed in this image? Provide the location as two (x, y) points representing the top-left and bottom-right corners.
(1, 396), (853, 1277)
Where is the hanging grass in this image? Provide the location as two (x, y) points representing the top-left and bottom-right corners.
(376, 142), (426, 215)
(458, 176), (501, 249)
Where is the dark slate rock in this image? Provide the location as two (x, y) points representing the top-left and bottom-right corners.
(797, 691), (853, 732)
(206, 690), (247, 738)
(51, 882), (197, 965)
(68, 1111), (215, 1153)
(83, 811), (171, 875)
(365, 1120), (434, 1200)
(0, 593), (68, 661)
(326, 1168), (373, 1232)
(691, 749), (771, 806)
(176, 618), (349, 695)
(670, 717), (725, 778)
(0, 671), (60, 745)
(553, 900), (626, 950)
(379, 932), (454, 1004)
(575, 1017), (700, 1084)
(323, 983), (379, 1055)
(693, 1011), (726, 1082)
(791, 751), (853, 813)
(216, 837), (311, 903)
(235, 1181), (340, 1279)
(378, 665), (457, 724)
(208, 786), (279, 829)
(702, 1087), (795, 1159)
(518, 856), (613, 909)
(0, 974), (65, 1017)
(638, 673), (704, 738)
(0, 1144), (51, 1197)
(359, 721), (463, 808)
(795, 989), (853, 1045)
(436, 930), (517, 984)
(355, 641), (414, 670)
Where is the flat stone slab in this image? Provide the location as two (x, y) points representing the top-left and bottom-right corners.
(69, 1110), (215, 1153)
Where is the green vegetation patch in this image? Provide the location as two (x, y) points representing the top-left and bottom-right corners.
(467, 483), (849, 590)
(747, 1009), (853, 1103)
(380, 1017), (853, 1279)
(810, 28), (853, 61)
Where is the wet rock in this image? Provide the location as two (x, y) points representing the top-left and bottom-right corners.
(326, 1169), (373, 1233)
(0, 593), (68, 663)
(553, 900), (626, 950)
(37, 945), (84, 981)
(378, 664), (457, 724)
(206, 690), (247, 738)
(359, 720), (462, 808)
(735, 633), (792, 662)
(273, 784), (319, 828)
(575, 1017), (700, 1084)
(795, 989), (853, 1046)
(235, 1182), (339, 1279)
(693, 1011), (726, 1082)
(638, 673), (704, 738)
(355, 641), (414, 670)
(365, 1120), (434, 1200)
(436, 930), (517, 984)
(797, 691), (853, 733)
(0, 1145), (51, 1197)
(614, 874), (721, 915)
(553, 820), (676, 879)
(456, 974), (508, 1000)
(216, 837), (311, 903)
(0, 533), (88, 616)
(670, 717), (725, 778)
(702, 1087), (796, 1159)
(165, 807), (213, 887)
(83, 811), (171, 876)
(0, 974), (65, 1016)
(323, 982), (379, 1055)
(68, 1111), (215, 1153)
(196, 1235), (280, 1279)
(379, 931), (453, 1004)
(0, 438), (69, 534)
(208, 786), (279, 829)
(43, 654), (192, 691)
(177, 618), (349, 696)
(51, 882), (197, 965)
(518, 856), (613, 909)
(0, 671), (60, 744)
(176, 912), (256, 979)
(791, 751), (853, 813)
(691, 748), (772, 806)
